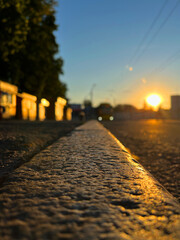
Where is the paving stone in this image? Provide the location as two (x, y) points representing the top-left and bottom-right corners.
(0, 120), (179, 240)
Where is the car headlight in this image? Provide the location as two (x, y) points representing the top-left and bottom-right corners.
(98, 116), (102, 121)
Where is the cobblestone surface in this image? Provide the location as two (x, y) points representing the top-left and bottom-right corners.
(0, 121), (179, 239)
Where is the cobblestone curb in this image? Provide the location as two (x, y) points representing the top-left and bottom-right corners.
(0, 120), (179, 240)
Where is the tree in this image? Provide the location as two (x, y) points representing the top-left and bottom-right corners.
(42, 57), (67, 120)
(0, 0), (66, 119)
(0, 0), (30, 80)
(83, 100), (92, 108)
(0, 0), (30, 61)
(114, 104), (137, 112)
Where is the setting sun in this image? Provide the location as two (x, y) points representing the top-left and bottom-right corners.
(146, 94), (162, 108)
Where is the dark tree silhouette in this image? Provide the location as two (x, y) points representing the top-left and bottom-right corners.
(0, 0), (66, 120)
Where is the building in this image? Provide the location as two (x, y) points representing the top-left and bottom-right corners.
(63, 107), (72, 121)
(171, 95), (180, 119)
(55, 97), (67, 121)
(20, 92), (37, 121)
(70, 104), (82, 120)
(0, 80), (18, 119)
(0, 80), (68, 121)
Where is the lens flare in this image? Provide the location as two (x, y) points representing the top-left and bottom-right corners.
(146, 94), (162, 108)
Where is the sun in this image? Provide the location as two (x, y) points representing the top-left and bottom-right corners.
(146, 94), (162, 108)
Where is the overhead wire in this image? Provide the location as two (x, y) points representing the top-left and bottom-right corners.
(133, 0), (180, 65)
(147, 49), (180, 77)
(122, 0), (180, 89)
(129, 0), (169, 66)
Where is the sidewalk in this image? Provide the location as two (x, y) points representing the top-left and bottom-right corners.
(0, 120), (179, 240)
(0, 120), (80, 181)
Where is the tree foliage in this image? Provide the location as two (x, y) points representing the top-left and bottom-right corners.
(0, 0), (30, 61)
(0, 0), (66, 102)
(114, 104), (137, 112)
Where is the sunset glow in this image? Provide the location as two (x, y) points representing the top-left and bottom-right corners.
(146, 94), (162, 108)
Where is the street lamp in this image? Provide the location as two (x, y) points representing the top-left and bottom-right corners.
(90, 84), (96, 107)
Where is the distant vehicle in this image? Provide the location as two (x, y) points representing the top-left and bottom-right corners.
(96, 103), (114, 121)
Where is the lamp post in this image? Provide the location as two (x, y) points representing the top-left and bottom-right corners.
(90, 84), (96, 107)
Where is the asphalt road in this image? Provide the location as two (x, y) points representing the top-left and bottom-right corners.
(102, 119), (180, 201)
(0, 121), (179, 239)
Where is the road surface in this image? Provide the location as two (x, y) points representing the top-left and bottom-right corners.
(0, 121), (179, 239)
(102, 119), (180, 201)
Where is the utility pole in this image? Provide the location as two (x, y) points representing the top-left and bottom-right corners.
(108, 89), (116, 107)
(90, 84), (96, 107)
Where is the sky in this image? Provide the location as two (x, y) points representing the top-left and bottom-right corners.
(55, 0), (180, 109)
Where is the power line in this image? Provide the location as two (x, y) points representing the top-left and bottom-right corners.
(129, 0), (169, 66)
(142, 49), (180, 81)
(134, 0), (180, 65)
(149, 49), (180, 76)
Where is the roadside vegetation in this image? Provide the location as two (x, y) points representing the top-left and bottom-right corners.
(0, 0), (66, 118)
